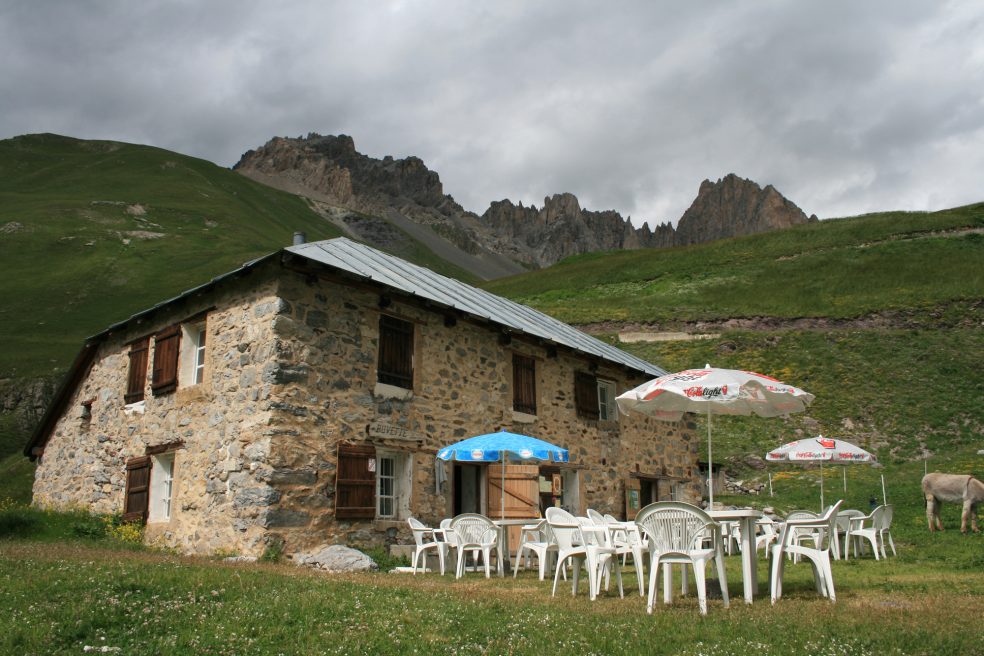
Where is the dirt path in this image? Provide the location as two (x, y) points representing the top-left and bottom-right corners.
(578, 300), (982, 337)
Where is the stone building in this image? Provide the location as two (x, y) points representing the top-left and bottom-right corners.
(26, 237), (698, 557)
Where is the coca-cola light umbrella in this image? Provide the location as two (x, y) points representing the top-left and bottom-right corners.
(766, 435), (876, 510)
(616, 365), (814, 507)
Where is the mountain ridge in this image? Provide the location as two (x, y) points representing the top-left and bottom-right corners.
(234, 133), (816, 272)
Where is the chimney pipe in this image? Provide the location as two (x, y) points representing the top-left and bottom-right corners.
(292, 231), (306, 245)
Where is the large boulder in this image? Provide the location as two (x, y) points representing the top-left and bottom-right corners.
(292, 545), (378, 573)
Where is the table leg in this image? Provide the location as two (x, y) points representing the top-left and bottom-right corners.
(740, 518), (757, 603)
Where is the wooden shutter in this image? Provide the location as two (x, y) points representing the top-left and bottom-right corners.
(125, 337), (149, 403)
(151, 326), (180, 395)
(512, 354), (537, 414)
(335, 443), (376, 519)
(123, 456), (151, 523)
(575, 372), (600, 420)
(377, 315), (413, 389)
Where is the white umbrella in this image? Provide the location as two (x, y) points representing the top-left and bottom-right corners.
(616, 364), (814, 507)
(766, 435), (876, 510)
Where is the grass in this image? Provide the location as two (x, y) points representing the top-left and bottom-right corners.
(2, 497), (983, 655)
(483, 204), (984, 325)
(612, 328), (984, 463)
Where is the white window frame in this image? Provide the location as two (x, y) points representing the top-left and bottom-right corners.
(148, 452), (175, 523)
(178, 320), (207, 388)
(597, 379), (617, 422)
(376, 450), (412, 519)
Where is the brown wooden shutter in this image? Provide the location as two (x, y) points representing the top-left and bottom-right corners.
(377, 315), (414, 389)
(123, 456), (152, 523)
(335, 443), (376, 519)
(125, 338), (149, 403)
(575, 371), (600, 420)
(151, 326), (180, 395)
(512, 354), (537, 415)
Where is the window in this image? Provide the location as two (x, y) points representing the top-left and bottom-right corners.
(179, 321), (207, 387)
(377, 455), (397, 518)
(335, 444), (411, 520)
(151, 326), (180, 396)
(575, 372), (599, 420)
(597, 379), (617, 421)
(513, 354), (537, 415)
(123, 457), (151, 522)
(148, 453), (175, 522)
(376, 450), (411, 519)
(575, 372), (618, 422)
(335, 443), (377, 519)
(125, 337), (149, 403)
(377, 315), (414, 389)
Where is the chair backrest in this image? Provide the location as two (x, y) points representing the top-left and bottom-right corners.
(877, 504), (893, 530)
(407, 517), (431, 547)
(546, 506), (582, 551)
(546, 506), (577, 524)
(586, 508), (606, 525)
(635, 501), (716, 554)
(449, 513), (496, 545)
(604, 513), (619, 523)
(783, 500), (842, 550)
(835, 509), (864, 532)
(785, 510), (819, 522)
(576, 516), (615, 548)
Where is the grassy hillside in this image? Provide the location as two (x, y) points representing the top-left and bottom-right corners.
(484, 204), (984, 324)
(0, 134), (485, 472)
(0, 133), (346, 378)
(484, 205), (984, 482)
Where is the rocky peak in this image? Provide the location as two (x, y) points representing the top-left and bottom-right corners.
(674, 173), (815, 246)
(234, 134), (813, 276)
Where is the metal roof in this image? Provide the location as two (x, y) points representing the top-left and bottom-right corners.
(288, 238), (666, 377)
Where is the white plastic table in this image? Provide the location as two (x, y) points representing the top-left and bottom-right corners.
(708, 509), (763, 603)
(494, 517), (541, 574)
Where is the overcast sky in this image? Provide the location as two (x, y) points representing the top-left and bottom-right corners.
(2, 1), (982, 227)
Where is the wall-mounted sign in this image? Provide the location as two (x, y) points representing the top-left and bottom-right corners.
(368, 421), (423, 442)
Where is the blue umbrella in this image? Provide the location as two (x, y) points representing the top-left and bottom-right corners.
(437, 431), (569, 519)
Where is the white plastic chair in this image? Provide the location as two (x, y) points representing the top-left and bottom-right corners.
(833, 509), (864, 560)
(408, 517), (447, 575)
(604, 513), (648, 596)
(448, 513), (500, 578)
(513, 519), (559, 580)
(635, 501), (730, 615)
(848, 505), (896, 560)
(879, 505), (897, 557)
(576, 516), (624, 600)
(769, 500), (843, 604)
(754, 517), (780, 557)
(546, 507), (596, 598)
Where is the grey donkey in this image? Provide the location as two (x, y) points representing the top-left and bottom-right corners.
(922, 472), (984, 533)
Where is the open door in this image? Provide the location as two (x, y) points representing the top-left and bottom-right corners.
(488, 464), (539, 548)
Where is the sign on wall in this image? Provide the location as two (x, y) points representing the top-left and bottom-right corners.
(367, 421), (423, 442)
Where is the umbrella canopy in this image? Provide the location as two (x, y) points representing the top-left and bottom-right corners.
(437, 431), (569, 519)
(437, 431), (569, 463)
(616, 365), (814, 506)
(766, 435), (876, 510)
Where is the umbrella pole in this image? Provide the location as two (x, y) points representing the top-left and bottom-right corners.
(881, 474), (887, 506)
(843, 465), (847, 493)
(501, 452), (506, 521)
(820, 461), (824, 512)
(707, 405), (713, 508)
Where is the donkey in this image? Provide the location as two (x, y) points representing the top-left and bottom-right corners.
(922, 472), (984, 533)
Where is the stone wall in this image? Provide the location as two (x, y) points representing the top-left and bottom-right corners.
(32, 267), (284, 556)
(262, 267), (698, 553)
(32, 259), (699, 557)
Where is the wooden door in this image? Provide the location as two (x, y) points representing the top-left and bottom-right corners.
(488, 464), (539, 548)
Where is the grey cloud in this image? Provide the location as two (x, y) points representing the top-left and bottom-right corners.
(1, 0), (981, 226)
